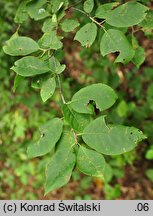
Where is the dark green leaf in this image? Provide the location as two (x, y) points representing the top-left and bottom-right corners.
(100, 29), (135, 64)
(82, 116), (146, 155)
(74, 23), (97, 48)
(70, 83), (117, 114)
(26, 0), (50, 20)
(105, 2), (148, 27)
(83, 0), (94, 13)
(49, 56), (66, 74)
(61, 19), (80, 32)
(45, 131), (76, 194)
(11, 56), (50, 77)
(62, 104), (92, 132)
(139, 10), (153, 29)
(3, 36), (39, 56)
(27, 118), (63, 158)
(95, 2), (119, 19)
(39, 31), (63, 50)
(77, 146), (106, 179)
(40, 77), (56, 102)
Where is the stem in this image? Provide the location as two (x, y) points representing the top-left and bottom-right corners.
(72, 129), (78, 144)
(72, 7), (106, 32)
(57, 75), (66, 104)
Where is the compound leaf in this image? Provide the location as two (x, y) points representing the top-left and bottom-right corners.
(100, 29), (135, 64)
(70, 83), (118, 114)
(82, 116), (146, 155)
(11, 56), (50, 77)
(105, 1), (148, 27)
(45, 131), (76, 194)
(27, 118), (63, 158)
(74, 23), (97, 48)
(77, 146), (106, 179)
(3, 36), (39, 56)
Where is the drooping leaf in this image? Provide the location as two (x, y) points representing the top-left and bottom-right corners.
(70, 83), (117, 114)
(11, 56), (50, 77)
(27, 118), (63, 158)
(39, 31), (63, 50)
(49, 56), (66, 74)
(139, 10), (153, 29)
(82, 116), (146, 155)
(74, 23), (97, 48)
(105, 1), (148, 27)
(40, 77), (56, 102)
(83, 0), (94, 13)
(3, 36), (39, 56)
(77, 146), (106, 179)
(62, 104), (92, 132)
(95, 2), (119, 19)
(26, 0), (50, 20)
(45, 131), (76, 194)
(100, 29), (135, 64)
(61, 19), (80, 32)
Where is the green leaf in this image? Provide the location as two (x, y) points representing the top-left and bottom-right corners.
(139, 10), (153, 29)
(74, 23), (97, 48)
(83, 0), (94, 13)
(27, 118), (63, 158)
(95, 2), (119, 19)
(45, 131), (76, 194)
(100, 29), (135, 64)
(132, 47), (145, 68)
(11, 56), (50, 77)
(82, 116), (146, 155)
(145, 149), (153, 160)
(40, 77), (56, 102)
(105, 2), (148, 27)
(70, 83), (117, 114)
(14, 0), (31, 24)
(26, 0), (50, 20)
(13, 75), (25, 92)
(77, 146), (106, 179)
(42, 18), (56, 32)
(61, 19), (80, 32)
(146, 169), (153, 182)
(62, 104), (92, 132)
(3, 36), (39, 56)
(39, 31), (63, 50)
(50, 0), (69, 13)
(49, 56), (66, 74)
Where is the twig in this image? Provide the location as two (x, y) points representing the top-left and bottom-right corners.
(72, 7), (107, 32)
(72, 129), (78, 144)
(57, 75), (66, 104)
